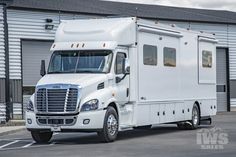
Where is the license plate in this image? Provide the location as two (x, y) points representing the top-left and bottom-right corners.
(50, 126), (61, 132)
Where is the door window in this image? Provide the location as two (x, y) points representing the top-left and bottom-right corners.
(202, 50), (212, 68)
(163, 47), (176, 67)
(143, 45), (157, 66)
(115, 52), (126, 74)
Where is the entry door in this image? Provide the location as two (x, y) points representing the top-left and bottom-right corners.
(216, 48), (228, 112)
(138, 32), (180, 101)
(114, 49), (130, 105)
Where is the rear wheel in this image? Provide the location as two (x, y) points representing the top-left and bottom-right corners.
(177, 104), (200, 130)
(190, 104), (200, 129)
(97, 106), (118, 142)
(31, 131), (52, 143)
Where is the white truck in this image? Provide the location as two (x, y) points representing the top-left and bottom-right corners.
(25, 17), (217, 143)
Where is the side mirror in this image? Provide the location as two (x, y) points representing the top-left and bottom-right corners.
(125, 66), (130, 74)
(124, 58), (130, 74)
(40, 60), (46, 77)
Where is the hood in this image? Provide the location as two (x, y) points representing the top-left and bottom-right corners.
(37, 74), (108, 88)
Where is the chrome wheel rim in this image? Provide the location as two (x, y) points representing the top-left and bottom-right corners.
(107, 114), (118, 136)
(192, 108), (198, 125)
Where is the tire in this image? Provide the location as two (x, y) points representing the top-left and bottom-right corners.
(177, 104), (200, 130)
(31, 131), (53, 143)
(190, 104), (200, 129)
(97, 106), (119, 142)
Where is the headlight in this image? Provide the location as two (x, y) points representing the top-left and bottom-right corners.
(81, 99), (99, 112)
(27, 100), (34, 112)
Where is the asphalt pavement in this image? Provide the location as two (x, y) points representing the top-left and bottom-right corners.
(0, 112), (235, 157)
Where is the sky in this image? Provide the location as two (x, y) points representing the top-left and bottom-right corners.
(105, 0), (236, 11)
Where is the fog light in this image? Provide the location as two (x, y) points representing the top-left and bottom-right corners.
(27, 118), (32, 124)
(83, 119), (90, 125)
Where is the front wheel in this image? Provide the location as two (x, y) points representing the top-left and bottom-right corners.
(97, 106), (119, 142)
(31, 131), (53, 143)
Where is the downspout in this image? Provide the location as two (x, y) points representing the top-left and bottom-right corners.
(2, 3), (11, 122)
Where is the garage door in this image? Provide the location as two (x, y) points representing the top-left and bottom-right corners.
(216, 48), (228, 112)
(22, 40), (53, 88)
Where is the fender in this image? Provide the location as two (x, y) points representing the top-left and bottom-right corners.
(79, 88), (119, 113)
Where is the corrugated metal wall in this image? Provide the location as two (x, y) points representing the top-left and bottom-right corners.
(0, 5), (5, 123)
(0, 78), (5, 103)
(6, 9), (98, 118)
(0, 102), (5, 123)
(228, 25), (236, 80)
(0, 5), (5, 78)
(0, 79), (6, 123)
(10, 79), (22, 103)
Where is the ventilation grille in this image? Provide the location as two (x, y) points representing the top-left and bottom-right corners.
(97, 82), (105, 90)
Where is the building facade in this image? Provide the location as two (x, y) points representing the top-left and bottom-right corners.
(0, 0), (236, 122)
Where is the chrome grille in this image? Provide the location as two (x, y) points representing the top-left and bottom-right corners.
(66, 89), (78, 112)
(36, 87), (78, 113)
(48, 89), (67, 112)
(36, 89), (47, 112)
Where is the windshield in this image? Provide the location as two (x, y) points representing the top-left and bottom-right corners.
(48, 50), (113, 74)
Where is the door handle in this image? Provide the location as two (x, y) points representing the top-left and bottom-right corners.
(141, 97), (146, 100)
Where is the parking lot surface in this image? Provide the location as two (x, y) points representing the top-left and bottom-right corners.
(0, 112), (235, 157)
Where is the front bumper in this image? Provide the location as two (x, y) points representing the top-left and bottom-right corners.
(25, 109), (106, 132)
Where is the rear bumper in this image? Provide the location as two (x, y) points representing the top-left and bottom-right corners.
(25, 109), (106, 131)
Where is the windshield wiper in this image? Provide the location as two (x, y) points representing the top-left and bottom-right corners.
(48, 71), (73, 74)
(76, 70), (97, 73)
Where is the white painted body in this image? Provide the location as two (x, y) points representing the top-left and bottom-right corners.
(25, 17), (217, 132)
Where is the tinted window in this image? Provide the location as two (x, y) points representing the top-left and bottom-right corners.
(48, 50), (113, 74)
(115, 53), (126, 74)
(202, 50), (212, 68)
(164, 47), (176, 67)
(143, 45), (157, 66)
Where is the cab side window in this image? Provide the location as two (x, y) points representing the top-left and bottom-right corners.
(115, 52), (126, 74)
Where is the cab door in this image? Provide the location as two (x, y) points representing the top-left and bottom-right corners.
(114, 49), (130, 105)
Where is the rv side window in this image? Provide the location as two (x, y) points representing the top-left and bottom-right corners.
(143, 45), (157, 66)
(115, 52), (126, 74)
(163, 47), (176, 67)
(202, 50), (212, 68)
